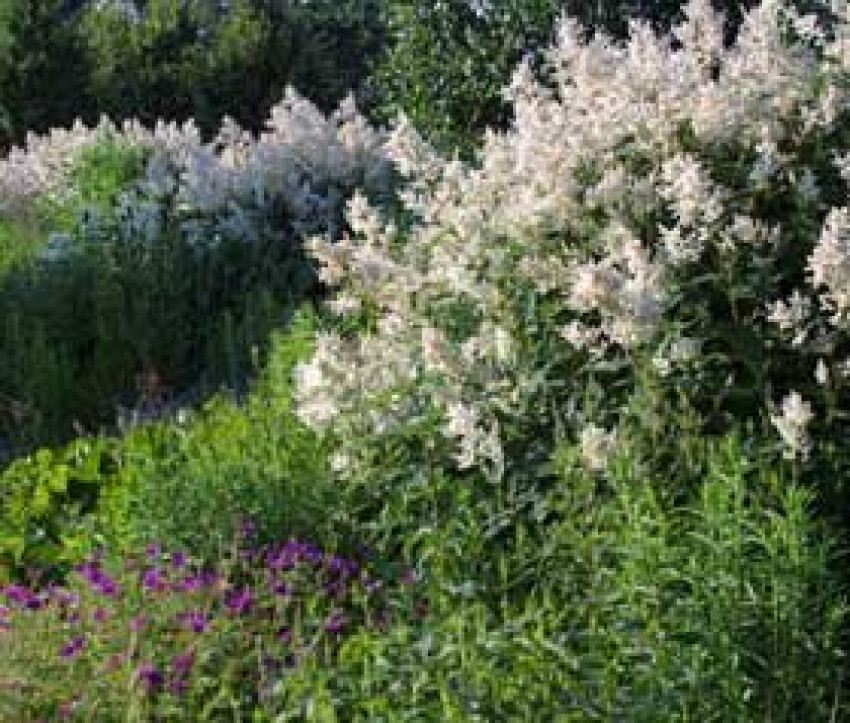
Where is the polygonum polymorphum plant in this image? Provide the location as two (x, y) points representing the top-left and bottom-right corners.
(0, 531), (424, 720)
(296, 0), (850, 505)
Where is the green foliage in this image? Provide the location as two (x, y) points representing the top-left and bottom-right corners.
(37, 138), (148, 233)
(0, 308), (331, 578)
(113, 309), (335, 561)
(0, 217), (44, 278)
(0, 151), (315, 455)
(369, 0), (713, 154)
(3, 421), (843, 718)
(0, 437), (128, 583)
(78, 0), (382, 137)
(293, 433), (845, 720)
(371, 0), (565, 155)
(1, 4), (848, 717)
(0, 0), (93, 150)
(0, 0), (385, 148)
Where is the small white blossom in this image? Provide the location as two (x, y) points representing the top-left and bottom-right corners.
(330, 450), (350, 474)
(580, 424), (617, 472)
(767, 291), (812, 346)
(808, 208), (850, 324)
(815, 359), (829, 386)
(770, 391), (814, 460)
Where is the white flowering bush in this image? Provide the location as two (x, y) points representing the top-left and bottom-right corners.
(1, 89), (389, 242)
(296, 0), (850, 493)
(0, 90), (391, 453)
(0, 116), (179, 220)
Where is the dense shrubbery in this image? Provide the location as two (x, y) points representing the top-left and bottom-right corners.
(369, 0), (697, 153)
(0, 0), (386, 149)
(0, 311), (331, 581)
(0, 0), (91, 151)
(0, 1), (785, 155)
(0, 92), (388, 455)
(77, 0), (384, 137)
(1, 429), (843, 719)
(1, 0), (850, 719)
(299, 0), (850, 519)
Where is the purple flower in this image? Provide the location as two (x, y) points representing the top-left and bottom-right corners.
(174, 574), (202, 593)
(2, 584), (34, 607)
(142, 568), (168, 593)
(324, 610), (346, 634)
(25, 593), (45, 610)
(93, 607), (108, 624)
(170, 648), (196, 693)
(226, 586), (254, 616)
(145, 543), (161, 561)
(266, 548), (295, 572)
(172, 648), (195, 676)
(282, 539), (323, 564)
(59, 636), (86, 660)
(98, 576), (120, 597)
(324, 555), (357, 579)
(75, 562), (120, 597)
(136, 663), (164, 694)
(240, 518), (258, 540)
(2, 584), (47, 610)
(277, 628), (292, 644)
(303, 544), (323, 564)
(170, 551), (187, 569)
(176, 610), (209, 634)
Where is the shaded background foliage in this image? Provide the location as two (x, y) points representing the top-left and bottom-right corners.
(0, 0), (815, 154)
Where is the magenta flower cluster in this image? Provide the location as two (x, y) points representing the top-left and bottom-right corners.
(0, 534), (423, 711)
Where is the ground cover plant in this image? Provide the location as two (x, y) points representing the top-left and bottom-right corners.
(1, 0), (850, 719)
(0, 536), (424, 720)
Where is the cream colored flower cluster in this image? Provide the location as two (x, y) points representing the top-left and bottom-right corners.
(296, 0), (850, 476)
(146, 91), (390, 243)
(0, 115), (204, 217)
(1, 90), (390, 246)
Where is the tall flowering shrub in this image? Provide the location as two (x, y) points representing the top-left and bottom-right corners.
(296, 0), (850, 487)
(0, 117), (156, 218)
(0, 90), (390, 452)
(0, 89), (390, 242)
